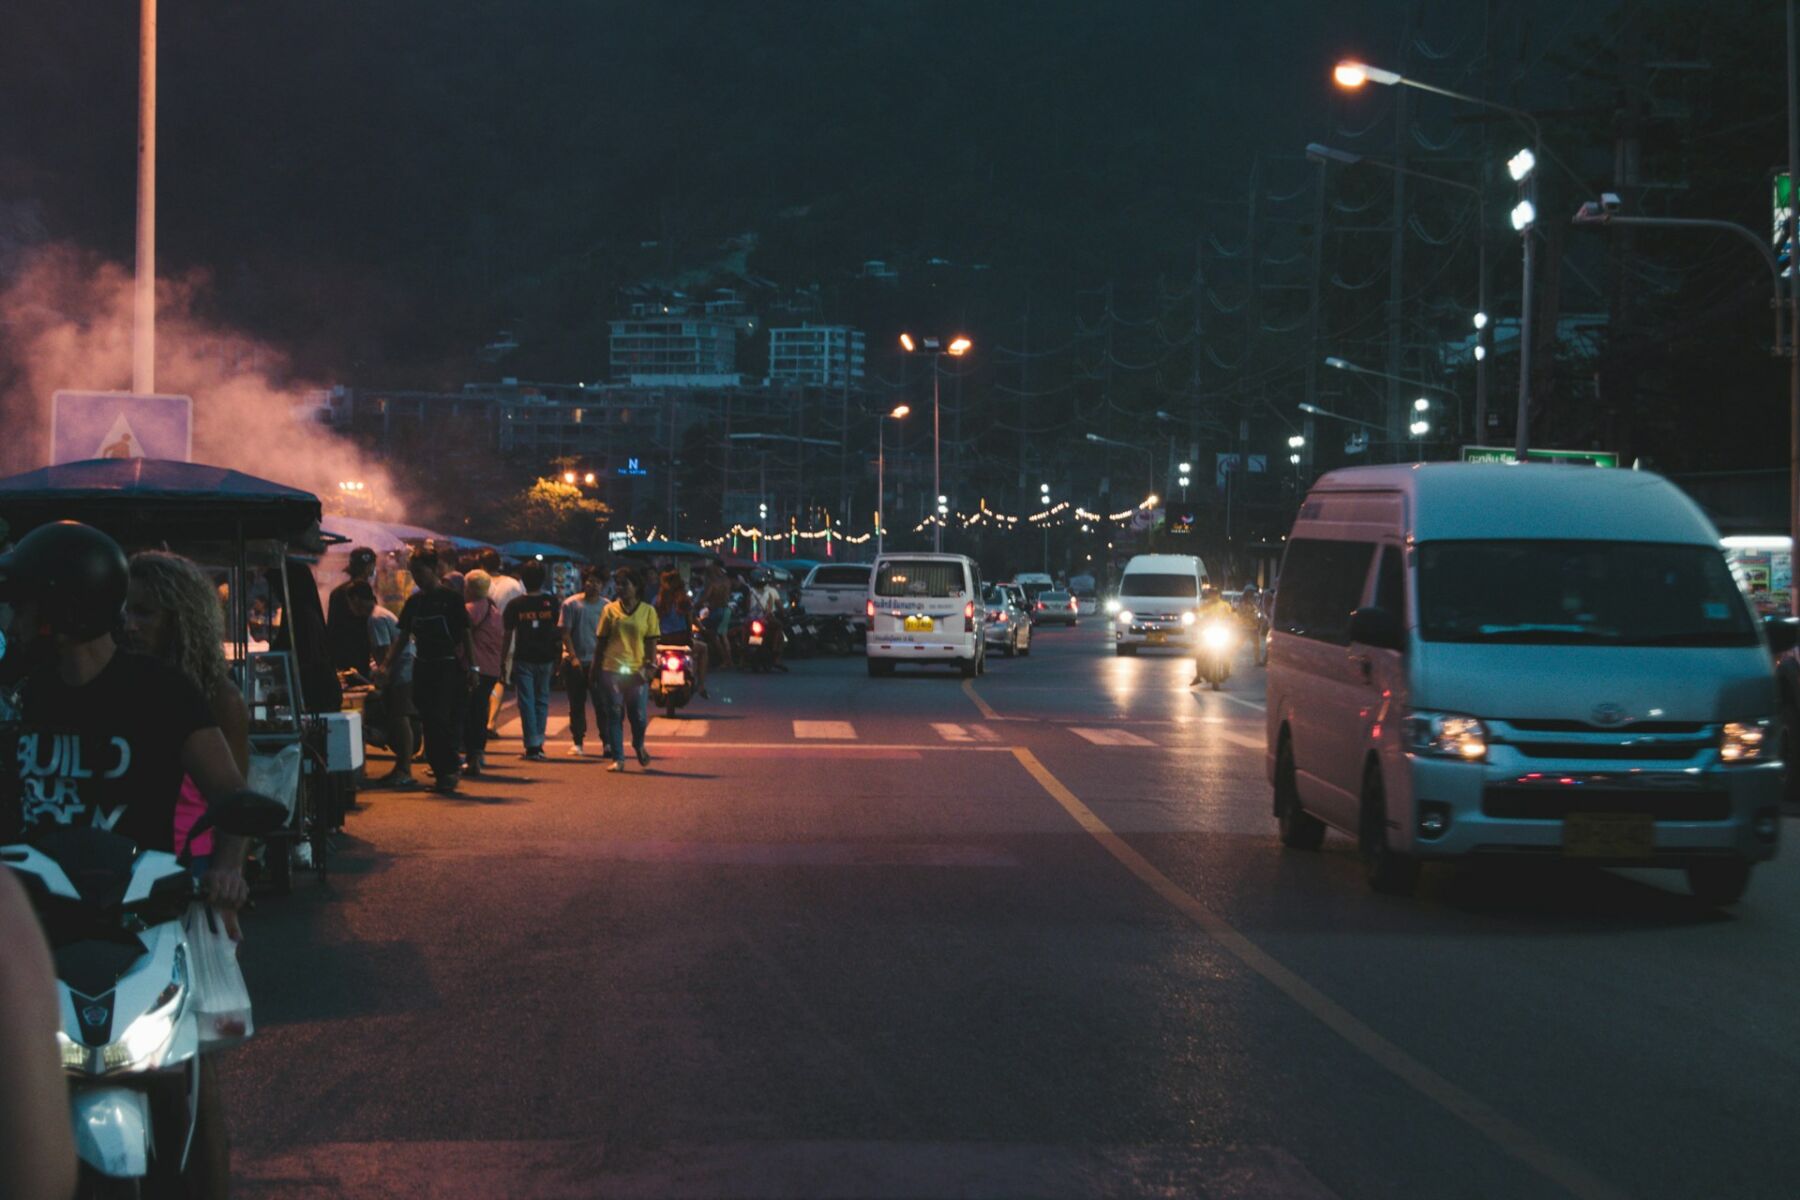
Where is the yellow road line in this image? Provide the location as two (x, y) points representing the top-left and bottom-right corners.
(1009, 747), (1626, 1200)
(961, 678), (1001, 721)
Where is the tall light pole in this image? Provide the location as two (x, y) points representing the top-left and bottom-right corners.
(1307, 143), (1487, 439)
(876, 404), (910, 557)
(900, 333), (972, 551)
(1335, 60), (1546, 455)
(134, 0), (157, 393)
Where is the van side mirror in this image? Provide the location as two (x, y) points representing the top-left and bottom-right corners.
(1347, 606), (1406, 652)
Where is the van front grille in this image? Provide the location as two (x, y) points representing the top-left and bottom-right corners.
(1481, 788), (1730, 821)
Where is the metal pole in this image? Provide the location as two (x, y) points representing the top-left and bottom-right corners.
(932, 359), (942, 552)
(877, 420), (885, 558)
(1789, 0), (1799, 615)
(1475, 197), (1488, 441)
(1515, 213), (1535, 458)
(133, 0), (157, 394)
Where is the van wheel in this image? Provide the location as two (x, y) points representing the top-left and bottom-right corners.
(960, 655), (978, 679)
(1115, 645), (1136, 657)
(1360, 764), (1419, 896)
(867, 659), (893, 678)
(1686, 860), (1752, 908)
(1274, 738), (1324, 850)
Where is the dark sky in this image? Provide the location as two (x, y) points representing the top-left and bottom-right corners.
(0, 2), (1589, 382)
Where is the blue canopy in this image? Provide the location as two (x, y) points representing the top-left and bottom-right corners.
(498, 540), (589, 562)
(615, 539), (711, 559)
(0, 458), (321, 544)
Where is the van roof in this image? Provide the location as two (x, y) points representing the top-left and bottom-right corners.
(1306, 463), (1720, 544)
(1122, 554), (1206, 572)
(873, 552), (976, 563)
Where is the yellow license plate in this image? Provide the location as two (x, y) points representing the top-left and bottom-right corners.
(1562, 811), (1654, 859)
(1146, 631), (1166, 645)
(904, 615), (935, 632)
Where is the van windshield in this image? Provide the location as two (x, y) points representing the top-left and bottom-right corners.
(875, 561), (967, 598)
(808, 566), (870, 587)
(1417, 540), (1757, 646)
(1121, 573), (1197, 598)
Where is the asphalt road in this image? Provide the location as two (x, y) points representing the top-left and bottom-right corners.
(223, 622), (1800, 1199)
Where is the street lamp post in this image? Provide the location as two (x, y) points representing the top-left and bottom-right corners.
(1307, 143), (1487, 439)
(876, 404), (910, 557)
(134, 0), (157, 393)
(1336, 61), (1546, 456)
(899, 333), (972, 551)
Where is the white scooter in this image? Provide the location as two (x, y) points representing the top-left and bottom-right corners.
(1, 792), (286, 1198)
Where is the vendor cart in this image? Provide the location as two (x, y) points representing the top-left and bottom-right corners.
(0, 458), (344, 893)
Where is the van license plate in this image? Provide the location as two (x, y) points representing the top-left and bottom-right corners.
(748, 635), (764, 646)
(1146, 631), (1166, 645)
(1562, 811), (1654, 858)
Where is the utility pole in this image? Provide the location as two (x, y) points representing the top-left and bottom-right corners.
(133, 0), (157, 394)
(1788, 0), (1799, 616)
(1190, 237), (1204, 482)
(1304, 161), (1327, 478)
(1385, 15), (1413, 455)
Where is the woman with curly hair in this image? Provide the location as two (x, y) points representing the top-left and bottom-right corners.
(122, 551), (253, 878)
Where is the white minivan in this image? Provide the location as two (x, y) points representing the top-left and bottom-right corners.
(1111, 553), (1210, 655)
(866, 553), (986, 677)
(1266, 464), (1781, 904)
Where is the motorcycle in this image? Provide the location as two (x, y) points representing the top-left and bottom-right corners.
(743, 613), (785, 672)
(650, 640), (697, 717)
(1197, 618), (1235, 691)
(2, 792), (287, 1198)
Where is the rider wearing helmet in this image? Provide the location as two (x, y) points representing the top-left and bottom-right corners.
(0, 522), (252, 929)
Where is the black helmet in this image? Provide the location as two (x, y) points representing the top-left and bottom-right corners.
(0, 521), (130, 640)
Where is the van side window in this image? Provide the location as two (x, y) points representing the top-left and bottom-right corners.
(1274, 538), (1376, 644)
(1374, 545), (1406, 620)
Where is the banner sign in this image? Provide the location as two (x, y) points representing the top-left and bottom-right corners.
(51, 391), (192, 465)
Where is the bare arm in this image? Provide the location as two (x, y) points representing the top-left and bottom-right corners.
(0, 869), (78, 1200)
(182, 726), (252, 927)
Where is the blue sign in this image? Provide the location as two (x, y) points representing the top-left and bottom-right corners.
(51, 391), (192, 466)
(617, 457), (649, 477)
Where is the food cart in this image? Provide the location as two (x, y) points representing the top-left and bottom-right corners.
(0, 458), (344, 893)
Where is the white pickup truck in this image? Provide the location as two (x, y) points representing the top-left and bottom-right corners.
(799, 563), (874, 628)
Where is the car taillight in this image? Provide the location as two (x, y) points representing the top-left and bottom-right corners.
(964, 599), (976, 631)
(1035, 601), (1045, 611)
(866, 598), (876, 619)
(1068, 598), (1078, 610)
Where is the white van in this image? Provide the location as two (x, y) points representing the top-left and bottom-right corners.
(866, 553), (985, 677)
(1111, 553), (1210, 655)
(1266, 464), (1781, 904)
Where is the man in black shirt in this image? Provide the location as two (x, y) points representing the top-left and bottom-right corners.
(502, 559), (561, 761)
(326, 546), (378, 675)
(0, 522), (251, 931)
(384, 549), (478, 793)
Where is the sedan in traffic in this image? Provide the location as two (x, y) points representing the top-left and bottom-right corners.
(1032, 589), (1080, 626)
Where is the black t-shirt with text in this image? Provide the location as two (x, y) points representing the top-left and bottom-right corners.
(504, 592), (563, 663)
(399, 585), (470, 662)
(6, 650), (215, 854)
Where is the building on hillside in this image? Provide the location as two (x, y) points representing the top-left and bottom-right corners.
(767, 324), (866, 391)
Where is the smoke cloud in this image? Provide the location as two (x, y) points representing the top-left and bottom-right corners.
(0, 242), (403, 520)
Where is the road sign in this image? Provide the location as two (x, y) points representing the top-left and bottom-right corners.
(50, 391), (191, 465)
(1460, 445), (1619, 468)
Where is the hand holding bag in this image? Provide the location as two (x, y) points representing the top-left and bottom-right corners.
(183, 902), (254, 1049)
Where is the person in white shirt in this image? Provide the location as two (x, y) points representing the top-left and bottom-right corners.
(476, 549), (523, 733)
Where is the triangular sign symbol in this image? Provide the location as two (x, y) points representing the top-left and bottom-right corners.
(94, 413), (144, 460)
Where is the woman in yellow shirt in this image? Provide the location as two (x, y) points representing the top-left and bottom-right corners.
(593, 568), (662, 772)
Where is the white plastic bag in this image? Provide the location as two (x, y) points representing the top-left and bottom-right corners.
(183, 903), (253, 1049)
(246, 743), (302, 821)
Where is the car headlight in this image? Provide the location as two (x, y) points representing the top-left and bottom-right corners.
(1720, 719), (1773, 763)
(1116, 610), (1133, 625)
(1404, 711), (1488, 761)
(1104, 598), (1121, 615)
(1201, 622), (1232, 649)
(60, 946), (186, 1075)
(1180, 611), (1196, 627)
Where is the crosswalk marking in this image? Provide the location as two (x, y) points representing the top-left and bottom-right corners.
(650, 719), (711, 738)
(794, 720), (857, 740)
(1070, 727), (1155, 747)
(497, 716), (570, 740)
(932, 723), (1003, 743)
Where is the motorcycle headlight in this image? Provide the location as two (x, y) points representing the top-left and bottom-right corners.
(61, 945), (186, 1075)
(1104, 598), (1121, 615)
(1116, 610), (1133, 625)
(1201, 622), (1232, 649)
(1720, 719), (1773, 764)
(1404, 711), (1488, 762)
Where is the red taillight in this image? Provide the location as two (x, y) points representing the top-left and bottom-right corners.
(964, 599), (976, 632)
(1068, 598), (1078, 610)
(751, 619), (765, 636)
(1035, 601), (1045, 611)
(865, 598), (876, 619)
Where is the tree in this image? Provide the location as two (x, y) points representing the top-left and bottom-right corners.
(507, 477), (610, 556)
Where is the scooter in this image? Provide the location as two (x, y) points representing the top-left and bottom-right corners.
(744, 614), (785, 673)
(651, 641), (697, 717)
(2, 793), (287, 1198)
(1197, 618), (1235, 691)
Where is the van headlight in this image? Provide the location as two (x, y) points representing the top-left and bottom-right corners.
(1720, 719), (1773, 764)
(1180, 611), (1196, 627)
(1104, 598), (1120, 615)
(1404, 711), (1488, 762)
(1115, 609), (1133, 625)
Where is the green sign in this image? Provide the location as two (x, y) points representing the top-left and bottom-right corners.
(1461, 446), (1619, 468)
(1775, 172), (1793, 253)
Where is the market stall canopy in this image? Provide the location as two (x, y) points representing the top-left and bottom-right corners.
(446, 535), (497, 552)
(498, 539), (589, 562)
(616, 539), (711, 559)
(0, 458), (322, 546)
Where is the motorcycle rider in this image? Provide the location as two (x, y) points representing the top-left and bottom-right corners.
(0, 522), (252, 926)
(1189, 583), (1236, 688)
(749, 569), (789, 672)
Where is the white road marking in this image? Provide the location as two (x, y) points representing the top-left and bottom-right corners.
(932, 723), (973, 742)
(969, 724), (1000, 743)
(650, 719), (711, 738)
(1070, 727), (1155, 747)
(1215, 692), (1267, 713)
(1217, 730), (1264, 751)
(794, 720), (857, 740)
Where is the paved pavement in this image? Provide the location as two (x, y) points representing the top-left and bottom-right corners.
(223, 623), (1800, 1199)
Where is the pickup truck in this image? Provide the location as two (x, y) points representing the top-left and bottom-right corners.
(799, 563), (874, 628)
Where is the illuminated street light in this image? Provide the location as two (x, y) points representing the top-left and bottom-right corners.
(1287, 434), (1306, 449)
(1473, 311), (1489, 330)
(1474, 345), (1487, 361)
(947, 336), (972, 356)
(562, 471), (577, 485)
(901, 333), (974, 549)
(1511, 199), (1536, 231)
(876, 404), (911, 555)
(1289, 452), (1302, 465)
(583, 471), (596, 485)
(1409, 419), (1431, 437)
(1507, 147), (1537, 182)
(898, 332), (916, 353)
(1414, 397), (1430, 413)
(1178, 461), (1191, 473)
(1332, 60), (1400, 89)
(891, 404), (911, 418)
